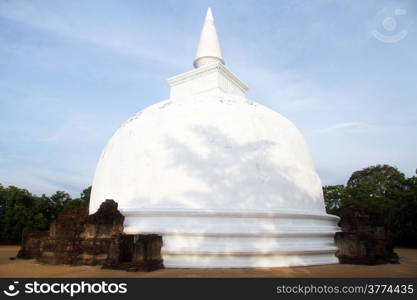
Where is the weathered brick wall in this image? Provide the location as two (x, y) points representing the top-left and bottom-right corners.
(16, 199), (163, 271)
(335, 205), (399, 265)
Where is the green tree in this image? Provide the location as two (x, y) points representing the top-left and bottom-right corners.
(0, 184), (93, 244)
(0, 186), (49, 243)
(323, 185), (346, 215)
(343, 164), (406, 225)
(80, 186), (91, 204)
(65, 186), (91, 208)
(388, 176), (417, 246)
(340, 164), (416, 246)
(47, 191), (72, 220)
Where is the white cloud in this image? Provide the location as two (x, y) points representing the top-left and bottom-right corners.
(314, 122), (371, 134)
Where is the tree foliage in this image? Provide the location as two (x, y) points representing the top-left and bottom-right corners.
(323, 185), (345, 215)
(388, 176), (417, 246)
(0, 185), (91, 244)
(323, 164), (417, 246)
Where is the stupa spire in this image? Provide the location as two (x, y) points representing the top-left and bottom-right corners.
(168, 7), (247, 98)
(193, 8), (224, 68)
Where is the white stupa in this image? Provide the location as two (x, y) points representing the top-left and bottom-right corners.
(90, 8), (339, 268)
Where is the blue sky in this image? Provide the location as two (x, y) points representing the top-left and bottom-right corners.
(0, 0), (416, 197)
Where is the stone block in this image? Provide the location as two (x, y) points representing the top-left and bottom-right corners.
(335, 205), (399, 265)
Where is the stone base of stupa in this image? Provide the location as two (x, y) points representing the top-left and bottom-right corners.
(122, 208), (340, 268)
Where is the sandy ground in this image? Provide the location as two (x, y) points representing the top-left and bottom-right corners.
(0, 246), (416, 278)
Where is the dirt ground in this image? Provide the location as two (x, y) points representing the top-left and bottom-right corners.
(0, 246), (416, 278)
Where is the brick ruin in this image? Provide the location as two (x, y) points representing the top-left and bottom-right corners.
(334, 205), (399, 265)
(16, 200), (163, 272)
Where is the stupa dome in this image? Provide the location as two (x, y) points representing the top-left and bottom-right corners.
(90, 8), (339, 268)
(90, 94), (326, 214)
